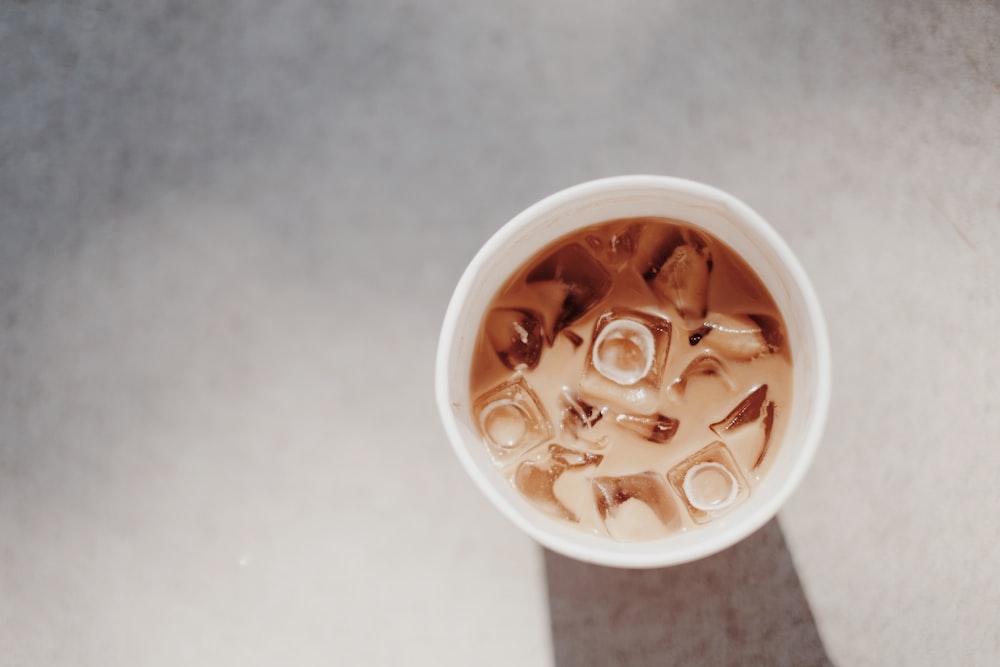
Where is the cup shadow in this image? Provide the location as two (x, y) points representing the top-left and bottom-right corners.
(543, 518), (834, 667)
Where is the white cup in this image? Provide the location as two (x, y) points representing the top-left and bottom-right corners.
(436, 175), (831, 568)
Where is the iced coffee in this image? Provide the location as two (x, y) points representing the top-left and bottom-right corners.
(469, 217), (792, 541)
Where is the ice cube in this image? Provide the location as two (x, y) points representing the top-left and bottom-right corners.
(752, 401), (776, 470)
(710, 385), (776, 470)
(560, 389), (607, 441)
(484, 307), (544, 370)
(473, 376), (552, 465)
(514, 444), (602, 522)
(525, 243), (611, 340)
(515, 461), (573, 520)
(548, 443), (603, 469)
(636, 224), (684, 282)
(560, 388), (678, 448)
(666, 352), (736, 401)
(711, 384), (769, 433)
(580, 309), (672, 414)
(648, 242), (711, 322)
(615, 412), (679, 443)
(750, 314), (785, 352)
(593, 319), (655, 385)
(701, 314), (772, 360)
(592, 472), (681, 538)
(583, 221), (642, 268)
(667, 441), (749, 524)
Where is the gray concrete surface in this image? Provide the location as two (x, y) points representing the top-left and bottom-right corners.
(546, 520), (832, 667)
(2, 1), (999, 665)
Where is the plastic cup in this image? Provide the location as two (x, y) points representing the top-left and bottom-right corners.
(435, 175), (830, 568)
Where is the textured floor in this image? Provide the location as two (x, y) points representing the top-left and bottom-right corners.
(2, 1), (999, 665)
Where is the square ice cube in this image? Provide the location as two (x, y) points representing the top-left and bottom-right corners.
(667, 441), (749, 524)
(592, 471), (682, 539)
(484, 307), (545, 370)
(473, 376), (552, 465)
(710, 384), (776, 471)
(514, 444), (603, 522)
(579, 309), (672, 414)
(525, 243), (611, 341)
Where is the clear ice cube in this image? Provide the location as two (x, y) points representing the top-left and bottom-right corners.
(750, 314), (784, 352)
(473, 376), (552, 465)
(592, 472), (681, 538)
(548, 443), (604, 468)
(559, 389), (608, 446)
(614, 412), (679, 443)
(560, 387), (678, 447)
(636, 224), (684, 282)
(525, 243), (611, 340)
(701, 314), (772, 360)
(515, 462), (571, 520)
(648, 242), (711, 322)
(484, 307), (545, 370)
(584, 221), (642, 268)
(580, 309), (672, 414)
(593, 319), (655, 385)
(667, 441), (749, 524)
(711, 384), (769, 433)
(666, 351), (736, 401)
(710, 385), (776, 470)
(514, 444), (602, 522)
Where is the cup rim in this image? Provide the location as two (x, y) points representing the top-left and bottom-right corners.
(435, 175), (831, 568)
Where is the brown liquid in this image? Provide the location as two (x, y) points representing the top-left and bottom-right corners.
(470, 217), (792, 541)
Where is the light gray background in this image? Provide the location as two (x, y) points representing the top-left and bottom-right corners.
(2, 1), (998, 665)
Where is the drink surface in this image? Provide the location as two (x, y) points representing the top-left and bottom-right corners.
(469, 217), (792, 541)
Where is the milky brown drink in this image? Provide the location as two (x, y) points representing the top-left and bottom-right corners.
(469, 217), (793, 541)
